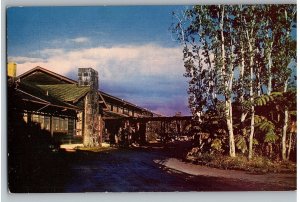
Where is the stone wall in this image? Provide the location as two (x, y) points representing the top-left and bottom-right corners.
(78, 68), (101, 147)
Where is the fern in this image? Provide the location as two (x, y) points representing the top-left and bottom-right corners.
(254, 115), (278, 143)
(254, 92), (282, 106)
(211, 138), (223, 152)
(290, 110), (297, 116)
(254, 115), (263, 124)
(253, 138), (259, 145)
(235, 135), (247, 153)
(254, 91), (296, 110)
(264, 131), (279, 143)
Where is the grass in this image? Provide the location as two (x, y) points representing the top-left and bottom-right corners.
(186, 150), (296, 174)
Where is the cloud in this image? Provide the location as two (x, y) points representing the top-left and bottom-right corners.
(7, 56), (45, 64)
(43, 37), (91, 49)
(68, 37), (90, 43)
(11, 44), (184, 79)
(9, 44), (190, 116)
(38, 48), (65, 57)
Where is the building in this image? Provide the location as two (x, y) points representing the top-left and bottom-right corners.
(8, 66), (156, 147)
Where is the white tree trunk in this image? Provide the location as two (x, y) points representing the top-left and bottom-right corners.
(248, 49), (255, 159)
(267, 43), (273, 95)
(239, 43), (248, 138)
(256, 48), (262, 97)
(282, 110), (288, 161)
(226, 99), (236, 157)
(266, 18), (273, 96)
(257, 72), (262, 96)
(282, 80), (289, 161)
(245, 17), (255, 159)
(228, 60), (235, 158)
(287, 132), (292, 160)
(249, 94), (255, 159)
(220, 6), (235, 157)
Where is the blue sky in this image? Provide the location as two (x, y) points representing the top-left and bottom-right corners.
(7, 6), (191, 116)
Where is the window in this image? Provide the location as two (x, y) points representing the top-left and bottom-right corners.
(52, 117), (69, 132)
(44, 116), (50, 131)
(76, 112), (83, 136)
(59, 118), (64, 130)
(124, 108), (129, 115)
(63, 118), (68, 131)
(53, 117), (59, 131)
(23, 113), (28, 123)
(39, 115), (44, 129)
(113, 106), (118, 112)
(59, 117), (68, 131)
(107, 104), (114, 111)
(68, 119), (75, 136)
(32, 114), (39, 123)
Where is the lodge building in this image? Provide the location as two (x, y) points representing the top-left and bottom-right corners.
(8, 65), (156, 147)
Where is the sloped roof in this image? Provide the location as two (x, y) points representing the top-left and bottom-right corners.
(17, 81), (79, 110)
(99, 90), (152, 113)
(18, 66), (77, 84)
(37, 84), (90, 103)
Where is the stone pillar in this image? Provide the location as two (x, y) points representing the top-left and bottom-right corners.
(78, 68), (100, 147)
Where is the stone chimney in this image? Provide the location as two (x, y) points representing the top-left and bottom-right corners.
(78, 68), (100, 147)
(78, 67), (99, 90)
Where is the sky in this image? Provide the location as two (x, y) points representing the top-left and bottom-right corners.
(7, 6), (191, 116)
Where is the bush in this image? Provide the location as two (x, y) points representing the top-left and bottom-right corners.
(186, 149), (296, 174)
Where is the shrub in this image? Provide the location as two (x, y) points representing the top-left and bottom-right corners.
(185, 149), (296, 174)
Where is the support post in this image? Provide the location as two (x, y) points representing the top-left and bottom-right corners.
(50, 115), (54, 137)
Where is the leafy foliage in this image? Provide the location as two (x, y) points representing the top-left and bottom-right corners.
(211, 138), (224, 153)
(171, 4), (296, 160)
(254, 91), (296, 108)
(254, 92), (282, 106)
(254, 115), (278, 143)
(235, 135), (248, 153)
(186, 152), (296, 173)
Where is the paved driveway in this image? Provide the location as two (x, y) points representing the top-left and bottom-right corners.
(60, 148), (295, 192)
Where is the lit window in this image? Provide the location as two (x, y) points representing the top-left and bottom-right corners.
(23, 113), (28, 123)
(54, 117), (59, 131)
(39, 115), (44, 129)
(32, 114), (39, 123)
(44, 116), (50, 131)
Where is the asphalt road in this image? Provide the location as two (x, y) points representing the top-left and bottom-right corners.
(56, 147), (294, 192)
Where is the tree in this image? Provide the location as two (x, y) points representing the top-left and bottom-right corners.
(171, 4), (296, 159)
(254, 90), (296, 159)
(272, 5), (296, 161)
(257, 5), (296, 160)
(172, 5), (238, 157)
(240, 5), (258, 159)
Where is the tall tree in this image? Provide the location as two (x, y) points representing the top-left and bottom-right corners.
(172, 5), (237, 157)
(241, 5), (259, 159)
(271, 5), (296, 160)
(171, 4), (296, 159)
